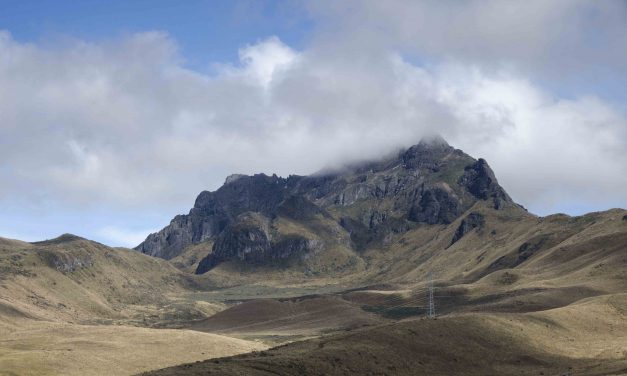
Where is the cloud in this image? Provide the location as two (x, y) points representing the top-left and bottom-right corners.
(429, 65), (627, 213)
(0, 0), (626, 240)
(307, 1), (627, 87)
(231, 36), (300, 88)
(98, 226), (154, 248)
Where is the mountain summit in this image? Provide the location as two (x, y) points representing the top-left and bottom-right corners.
(136, 139), (520, 274)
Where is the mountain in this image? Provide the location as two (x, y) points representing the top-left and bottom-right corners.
(136, 138), (523, 276)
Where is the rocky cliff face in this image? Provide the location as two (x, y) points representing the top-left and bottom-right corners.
(136, 138), (519, 274)
(137, 174), (299, 260)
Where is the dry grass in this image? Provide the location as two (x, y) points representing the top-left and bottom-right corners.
(169, 241), (214, 273)
(0, 319), (266, 376)
(143, 294), (627, 376)
(0, 235), (265, 376)
(190, 295), (385, 343)
(1, 207), (626, 375)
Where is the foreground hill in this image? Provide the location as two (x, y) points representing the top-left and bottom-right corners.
(144, 294), (627, 376)
(0, 321), (265, 376)
(0, 235), (265, 376)
(189, 295), (386, 341)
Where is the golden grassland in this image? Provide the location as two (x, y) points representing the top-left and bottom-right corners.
(0, 206), (626, 375)
(0, 319), (266, 376)
(144, 294), (627, 376)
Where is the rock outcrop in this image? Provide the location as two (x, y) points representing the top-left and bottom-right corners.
(136, 138), (519, 274)
(408, 188), (461, 225)
(450, 212), (485, 246)
(460, 158), (512, 209)
(137, 174), (300, 260)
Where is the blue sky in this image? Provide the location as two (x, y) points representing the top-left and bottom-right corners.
(1, 1), (626, 246)
(0, 0), (312, 69)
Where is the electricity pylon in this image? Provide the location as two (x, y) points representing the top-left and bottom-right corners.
(428, 272), (435, 319)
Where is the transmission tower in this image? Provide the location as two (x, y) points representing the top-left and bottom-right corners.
(428, 273), (435, 318)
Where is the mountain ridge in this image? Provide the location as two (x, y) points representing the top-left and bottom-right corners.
(135, 138), (524, 275)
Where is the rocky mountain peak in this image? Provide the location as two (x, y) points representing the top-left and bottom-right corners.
(401, 138), (454, 170)
(136, 139), (519, 274)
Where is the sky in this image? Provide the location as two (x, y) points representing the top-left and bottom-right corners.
(1, 0), (627, 247)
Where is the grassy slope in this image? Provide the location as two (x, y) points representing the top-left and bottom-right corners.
(0, 235), (200, 323)
(0, 235), (265, 376)
(143, 294), (627, 376)
(190, 295), (385, 344)
(1, 206), (626, 376)
(194, 205), (627, 318)
(143, 207), (627, 375)
(0, 320), (266, 376)
(174, 206), (626, 340)
(170, 241), (214, 273)
(355, 205), (626, 304)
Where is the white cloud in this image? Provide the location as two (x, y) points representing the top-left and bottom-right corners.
(98, 226), (154, 248)
(237, 36), (300, 88)
(1, 0), (627, 235)
(428, 66), (627, 213)
(307, 1), (627, 84)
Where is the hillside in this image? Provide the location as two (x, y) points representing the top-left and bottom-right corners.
(0, 235), (265, 376)
(143, 294), (627, 376)
(190, 295), (386, 342)
(145, 207), (626, 375)
(0, 234), (202, 324)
